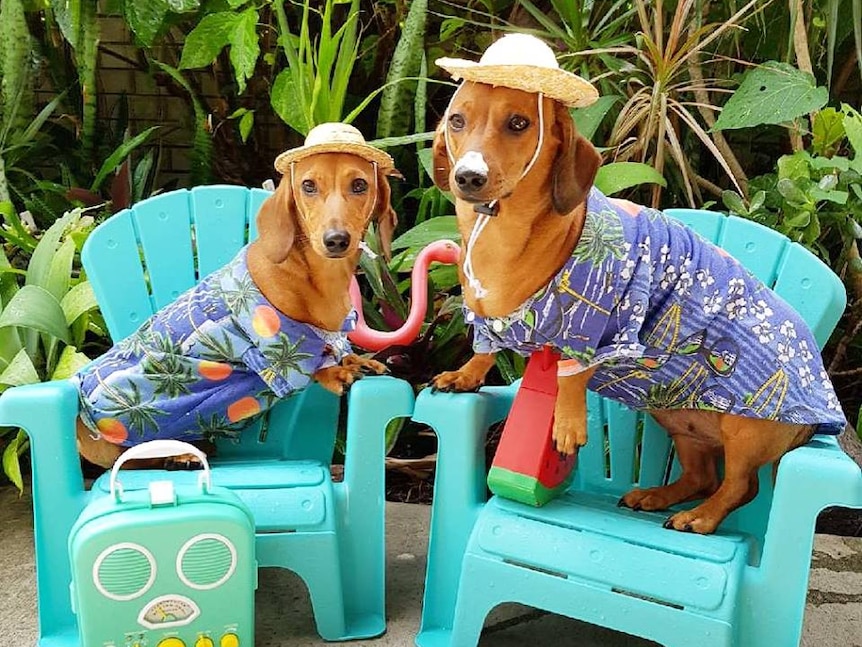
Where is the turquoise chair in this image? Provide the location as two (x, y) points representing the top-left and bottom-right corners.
(414, 210), (862, 647)
(0, 186), (414, 646)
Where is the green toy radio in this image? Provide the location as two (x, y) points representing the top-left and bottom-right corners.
(68, 440), (257, 647)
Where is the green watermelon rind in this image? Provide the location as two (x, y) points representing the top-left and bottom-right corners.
(487, 466), (573, 507)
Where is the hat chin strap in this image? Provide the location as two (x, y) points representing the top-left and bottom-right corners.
(290, 161), (380, 259)
(444, 89), (546, 299)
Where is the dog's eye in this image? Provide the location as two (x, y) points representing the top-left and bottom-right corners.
(449, 113), (465, 130)
(351, 178), (369, 194)
(508, 115), (530, 132)
(301, 179), (317, 194)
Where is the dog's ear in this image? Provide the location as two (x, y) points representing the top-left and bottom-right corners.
(255, 179), (296, 264)
(375, 167), (400, 261)
(431, 120), (452, 191)
(552, 103), (603, 215)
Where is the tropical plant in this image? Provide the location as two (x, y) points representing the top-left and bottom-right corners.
(0, 208), (104, 491)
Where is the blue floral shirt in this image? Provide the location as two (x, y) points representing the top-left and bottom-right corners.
(75, 246), (355, 446)
(466, 188), (846, 433)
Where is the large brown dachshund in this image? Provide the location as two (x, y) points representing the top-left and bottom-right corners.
(430, 80), (845, 534)
(75, 125), (398, 470)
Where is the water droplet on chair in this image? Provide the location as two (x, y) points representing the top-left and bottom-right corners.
(215, 199), (224, 208)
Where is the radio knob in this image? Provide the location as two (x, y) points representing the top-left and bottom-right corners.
(220, 634), (239, 647)
(195, 638), (215, 647)
(157, 639), (185, 647)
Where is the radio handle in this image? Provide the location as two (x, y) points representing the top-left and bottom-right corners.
(109, 440), (212, 501)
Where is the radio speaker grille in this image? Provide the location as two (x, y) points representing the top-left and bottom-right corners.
(179, 535), (235, 589)
(96, 545), (153, 599)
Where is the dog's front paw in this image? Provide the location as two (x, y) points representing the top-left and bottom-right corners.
(552, 416), (587, 455)
(662, 507), (722, 535)
(431, 370), (483, 393)
(341, 353), (390, 376)
(313, 365), (363, 396)
(164, 453), (205, 471)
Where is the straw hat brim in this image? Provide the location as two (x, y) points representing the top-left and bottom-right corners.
(436, 59), (599, 108)
(274, 142), (394, 175)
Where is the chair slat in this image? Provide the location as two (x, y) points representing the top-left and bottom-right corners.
(191, 185), (251, 277)
(82, 213), (154, 341)
(574, 391), (610, 489)
(605, 400), (639, 485)
(773, 243), (847, 348)
(718, 216), (788, 285)
(132, 190), (196, 310)
(247, 188), (272, 243)
(665, 208), (724, 242)
(638, 414), (673, 487)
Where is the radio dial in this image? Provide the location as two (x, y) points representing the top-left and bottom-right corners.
(195, 638), (215, 647)
(156, 638), (185, 647)
(220, 633), (240, 647)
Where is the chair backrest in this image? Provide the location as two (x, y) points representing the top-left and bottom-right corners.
(571, 209), (846, 536)
(81, 186), (340, 463)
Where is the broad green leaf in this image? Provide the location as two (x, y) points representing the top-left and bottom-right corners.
(50, 346), (91, 381)
(391, 217), (460, 251)
(60, 281), (98, 325)
(809, 188), (848, 204)
(179, 12), (238, 70)
(45, 237), (75, 302)
(812, 108), (846, 156)
(50, 0), (82, 49)
(777, 178), (809, 205)
(229, 8), (260, 94)
(123, 0), (168, 46)
(842, 104), (862, 172)
(2, 430), (26, 491)
(594, 162), (666, 196)
(369, 132), (435, 150)
(0, 348), (39, 388)
(0, 285), (71, 344)
(384, 418), (405, 455)
(271, 70), (311, 135)
(722, 190), (748, 215)
(26, 211), (75, 293)
(784, 210), (811, 228)
(167, 0), (200, 11)
(712, 62), (829, 131)
(91, 126), (160, 192)
(777, 153), (811, 182)
(570, 95), (621, 142)
(239, 111), (254, 143)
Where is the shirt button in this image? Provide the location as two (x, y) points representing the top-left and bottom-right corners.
(466, 312), (475, 322)
(491, 320), (504, 333)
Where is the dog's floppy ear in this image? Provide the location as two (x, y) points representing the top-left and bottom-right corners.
(375, 166), (400, 261)
(255, 178), (296, 264)
(431, 119), (452, 191)
(552, 102), (603, 215)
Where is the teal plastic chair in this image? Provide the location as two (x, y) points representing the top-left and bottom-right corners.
(0, 185), (414, 646)
(415, 211), (862, 647)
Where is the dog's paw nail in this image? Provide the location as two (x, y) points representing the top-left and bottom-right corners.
(683, 523), (694, 533)
(632, 503), (642, 511)
(617, 497), (627, 508)
(359, 366), (377, 375)
(662, 517), (675, 530)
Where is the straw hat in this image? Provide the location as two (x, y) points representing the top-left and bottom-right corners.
(274, 122), (394, 174)
(436, 33), (598, 108)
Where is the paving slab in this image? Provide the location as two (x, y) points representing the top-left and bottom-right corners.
(1, 485), (859, 646)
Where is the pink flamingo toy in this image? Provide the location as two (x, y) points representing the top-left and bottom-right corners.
(348, 239), (461, 351)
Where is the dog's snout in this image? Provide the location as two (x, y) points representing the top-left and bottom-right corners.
(453, 151), (489, 193)
(323, 229), (351, 254)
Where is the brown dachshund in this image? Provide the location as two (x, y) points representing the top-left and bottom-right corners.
(76, 137), (398, 470)
(430, 81), (845, 534)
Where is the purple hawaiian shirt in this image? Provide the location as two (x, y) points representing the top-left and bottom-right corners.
(466, 188), (846, 433)
(75, 246), (355, 447)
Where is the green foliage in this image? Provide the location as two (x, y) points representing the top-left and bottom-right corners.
(722, 104), (862, 260)
(713, 62), (829, 131)
(0, 208), (103, 490)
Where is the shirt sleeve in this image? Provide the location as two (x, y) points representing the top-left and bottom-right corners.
(470, 320), (504, 354)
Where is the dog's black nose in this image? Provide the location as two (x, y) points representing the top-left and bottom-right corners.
(323, 229), (351, 254)
(454, 168), (487, 192)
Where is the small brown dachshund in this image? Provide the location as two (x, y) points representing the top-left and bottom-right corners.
(75, 125), (398, 470)
(430, 80), (845, 534)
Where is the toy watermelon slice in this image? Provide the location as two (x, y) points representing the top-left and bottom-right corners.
(487, 347), (577, 506)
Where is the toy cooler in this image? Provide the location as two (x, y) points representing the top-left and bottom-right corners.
(68, 441), (257, 647)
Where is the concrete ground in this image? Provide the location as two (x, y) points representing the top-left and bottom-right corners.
(1, 485), (860, 646)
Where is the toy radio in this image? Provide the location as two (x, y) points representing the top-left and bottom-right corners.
(68, 440), (257, 647)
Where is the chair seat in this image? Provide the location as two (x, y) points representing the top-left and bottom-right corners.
(92, 460), (335, 532)
(470, 493), (750, 613)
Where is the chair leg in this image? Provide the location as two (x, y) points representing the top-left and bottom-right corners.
(451, 598), (493, 647)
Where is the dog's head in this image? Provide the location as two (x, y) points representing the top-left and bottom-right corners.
(432, 82), (602, 215)
(256, 152), (399, 263)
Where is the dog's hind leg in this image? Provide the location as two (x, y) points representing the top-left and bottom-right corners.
(662, 414), (814, 534)
(619, 424), (721, 513)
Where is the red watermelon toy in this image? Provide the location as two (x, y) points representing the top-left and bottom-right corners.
(487, 346), (577, 506)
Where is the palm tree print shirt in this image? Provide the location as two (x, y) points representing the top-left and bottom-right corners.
(466, 188), (846, 433)
(75, 246), (355, 446)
